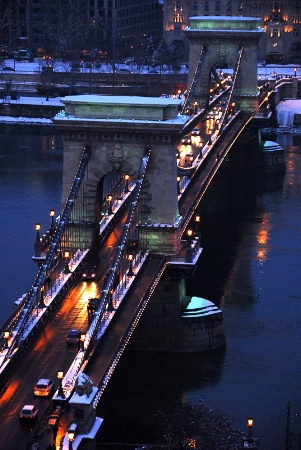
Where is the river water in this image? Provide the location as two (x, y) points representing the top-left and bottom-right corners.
(0, 125), (300, 449)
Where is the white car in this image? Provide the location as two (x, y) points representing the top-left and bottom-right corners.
(34, 378), (55, 397)
(191, 128), (200, 136)
(19, 404), (38, 422)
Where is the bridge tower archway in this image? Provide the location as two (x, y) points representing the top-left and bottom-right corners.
(185, 16), (263, 112)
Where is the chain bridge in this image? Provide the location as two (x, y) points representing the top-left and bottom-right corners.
(0, 16), (282, 450)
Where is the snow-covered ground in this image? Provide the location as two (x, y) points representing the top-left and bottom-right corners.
(0, 57), (189, 75)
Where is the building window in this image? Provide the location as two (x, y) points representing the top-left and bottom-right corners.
(174, 12), (183, 22)
(175, 26), (181, 36)
(227, 2), (232, 11)
(273, 14), (279, 22)
(294, 28), (300, 37)
(273, 2), (280, 12)
(252, 3), (258, 15)
(215, 1), (220, 11)
(204, 1), (209, 12)
(176, 2), (181, 9)
(272, 29), (280, 37)
(193, 1), (198, 11)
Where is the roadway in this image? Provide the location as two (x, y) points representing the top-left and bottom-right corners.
(0, 224), (118, 448)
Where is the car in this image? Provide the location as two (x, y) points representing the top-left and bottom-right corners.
(34, 378), (55, 397)
(181, 135), (191, 145)
(47, 405), (61, 428)
(87, 297), (100, 313)
(19, 405), (38, 422)
(191, 128), (200, 136)
(66, 329), (80, 345)
(82, 265), (96, 281)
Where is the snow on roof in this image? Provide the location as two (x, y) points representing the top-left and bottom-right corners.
(62, 94), (181, 107)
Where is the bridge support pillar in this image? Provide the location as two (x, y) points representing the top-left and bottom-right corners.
(130, 267), (226, 353)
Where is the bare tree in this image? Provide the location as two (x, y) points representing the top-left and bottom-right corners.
(155, 402), (246, 449)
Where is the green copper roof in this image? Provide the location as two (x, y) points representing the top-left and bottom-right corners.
(188, 16), (262, 31)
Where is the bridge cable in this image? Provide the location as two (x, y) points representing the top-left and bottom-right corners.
(181, 46), (206, 115)
(5, 146), (92, 359)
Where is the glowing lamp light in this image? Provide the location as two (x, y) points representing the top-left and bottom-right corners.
(57, 369), (64, 380)
(187, 228), (193, 239)
(35, 223), (41, 232)
(50, 209), (55, 217)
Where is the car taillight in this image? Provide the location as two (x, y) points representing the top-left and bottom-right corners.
(29, 415), (33, 419)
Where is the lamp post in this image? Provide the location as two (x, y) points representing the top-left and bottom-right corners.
(247, 417), (254, 437)
(49, 209), (56, 237)
(34, 223), (42, 257)
(194, 101), (198, 114)
(178, 89), (182, 99)
(107, 289), (115, 311)
(127, 254), (134, 276)
(194, 214), (201, 240)
(124, 174), (130, 193)
(57, 369), (65, 398)
(80, 332), (86, 351)
(4, 330), (10, 348)
(63, 251), (71, 274)
(294, 67), (297, 77)
(106, 195), (113, 215)
(39, 285), (45, 308)
(68, 423), (77, 450)
(177, 175), (181, 195)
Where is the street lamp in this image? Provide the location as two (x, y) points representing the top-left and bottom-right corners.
(177, 175), (181, 195)
(124, 174), (130, 193)
(294, 67), (297, 77)
(34, 223), (42, 257)
(187, 228), (193, 245)
(194, 101), (198, 114)
(57, 369), (65, 398)
(194, 214), (201, 240)
(63, 251), (71, 274)
(106, 195), (113, 215)
(68, 423), (77, 449)
(49, 209), (56, 237)
(127, 254), (134, 276)
(80, 332), (86, 351)
(4, 330), (10, 348)
(247, 417), (254, 436)
(39, 285), (45, 308)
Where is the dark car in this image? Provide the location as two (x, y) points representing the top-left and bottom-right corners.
(66, 329), (80, 345)
(87, 297), (100, 313)
(47, 405), (61, 428)
(82, 265), (96, 281)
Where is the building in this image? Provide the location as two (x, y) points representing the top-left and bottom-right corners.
(163, 1), (301, 64)
(0, 0), (163, 60)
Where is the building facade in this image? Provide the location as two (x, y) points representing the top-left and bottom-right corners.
(163, 0), (301, 64)
(0, 0), (163, 59)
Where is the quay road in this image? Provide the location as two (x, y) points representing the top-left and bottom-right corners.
(0, 110), (251, 449)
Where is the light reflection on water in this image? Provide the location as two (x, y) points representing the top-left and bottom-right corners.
(0, 126), (301, 449)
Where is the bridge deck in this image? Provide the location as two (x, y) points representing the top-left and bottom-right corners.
(86, 254), (166, 390)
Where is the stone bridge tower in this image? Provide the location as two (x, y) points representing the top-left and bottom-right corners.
(185, 16), (264, 112)
(53, 96), (188, 254)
